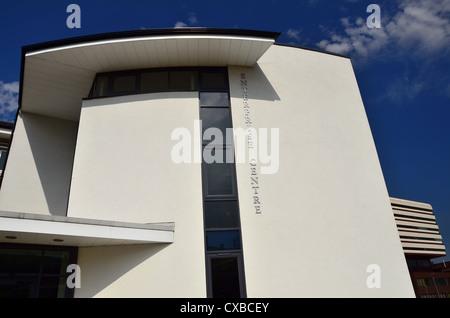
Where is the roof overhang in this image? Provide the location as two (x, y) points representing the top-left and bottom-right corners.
(19, 28), (280, 121)
(0, 210), (174, 247)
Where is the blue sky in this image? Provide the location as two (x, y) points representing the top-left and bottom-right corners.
(0, 0), (449, 263)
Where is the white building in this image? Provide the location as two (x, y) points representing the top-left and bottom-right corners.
(0, 28), (415, 298)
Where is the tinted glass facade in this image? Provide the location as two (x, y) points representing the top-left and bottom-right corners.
(0, 244), (77, 298)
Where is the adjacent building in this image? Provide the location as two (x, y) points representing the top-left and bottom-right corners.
(390, 197), (449, 298)
(0, 28), (416, 298)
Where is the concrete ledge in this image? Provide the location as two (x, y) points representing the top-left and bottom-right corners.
(0, 210), (174, 247)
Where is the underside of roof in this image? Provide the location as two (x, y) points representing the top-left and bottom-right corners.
(19, 28), (280, 121)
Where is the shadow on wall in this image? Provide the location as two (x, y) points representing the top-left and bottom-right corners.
(22, 113), (78, 216)
(82, 91), (199, 108)
(229, 64), (280, 102)
(75, 243), (170, 298)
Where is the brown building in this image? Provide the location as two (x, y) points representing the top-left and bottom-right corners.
(391, 197), (449, 298)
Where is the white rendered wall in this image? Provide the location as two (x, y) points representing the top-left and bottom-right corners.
(228, 45), (415, 297)
(68, 92), (206, 297)
(0, 113), (78, 216)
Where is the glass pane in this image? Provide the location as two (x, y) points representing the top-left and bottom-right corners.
(205, 161), (234, 196)
(42, 251), (70, 275)
(140, 71), (169, 93)
(200, 92), (229, 107)
(92, 75), (108, 97)
(204, 201), (239, 229)
(206, 230), (241, 251)
(0, 249), (42, 275)
(201, 72), (227, 90)
(0, 278), (38, 298)
(112, 74), (137, 93)
(170, 70), (198, 91)
(0, 151), (7, 170)
(211, 257), (241, 298)
(201, 108), (231, 140)
(37, 276), (61, 298)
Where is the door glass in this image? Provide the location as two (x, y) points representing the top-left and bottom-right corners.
(211, 257), (241, 298)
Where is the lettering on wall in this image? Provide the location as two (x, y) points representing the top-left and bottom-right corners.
(241, 73), (261, 214)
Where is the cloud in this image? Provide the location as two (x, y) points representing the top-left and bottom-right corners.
(287, 29), (301, 41)
(0, 81), (19, 121)
(386, 0), (450, 53)
(174, 21), (188, 28)
(174, 12), (199, 28)
(187, 12), (198, 25)
(317, 0), (450, 57)
(386, 77), (425, 104)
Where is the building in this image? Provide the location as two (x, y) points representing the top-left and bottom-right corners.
(390, 197), (449, 298)
(0, 28), (415, 298)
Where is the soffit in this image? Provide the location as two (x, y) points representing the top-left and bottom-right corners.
(0, 210), (174, 247)
(20, 33), (276, 121)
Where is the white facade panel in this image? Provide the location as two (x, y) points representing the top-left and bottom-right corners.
(67, 92), (206, 297)
(0, 113), (78, 216)
(228, 45), (415, 297)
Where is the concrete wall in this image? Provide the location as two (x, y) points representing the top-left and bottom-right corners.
(0, 112), (78, 216)
(228, 45), (415, 297)
(68, 92), (206, 297)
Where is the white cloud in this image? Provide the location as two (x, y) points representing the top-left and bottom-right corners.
(188, 12), (198, 25)
(387, 0), (450, 53)
(287, 29), (301, 41)
(174, 21), (188, 28)
(174, 12), (199, 28)
(0, 81), (19, 120)
(317, 0), (450, 57)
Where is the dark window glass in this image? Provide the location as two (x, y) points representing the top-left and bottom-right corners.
(92, 75), (108, 97)
(211, 257), (241, 298)
(200, 92), (229, 107)
(0, 249), (42, 275)
(0, 151), (7, 171)
(205, 160), (234, 196)
(37, 276), (61, 298)
(201, 72), (227, 90)
(42, 250), (70, 275)
(201, 108), (232, 142)
(206, 230), (241, 251)
(204, 201), (239, 229)
(140, 71), (168, 93)
(435, 278), (448, 286)
(0, 278), (37, 298)
(111, 74), (137, 94)
(170, 70), (198, 91)
(0, 246), (76, 298)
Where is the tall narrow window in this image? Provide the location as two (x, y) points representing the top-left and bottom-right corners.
(199, 69), (246, 298)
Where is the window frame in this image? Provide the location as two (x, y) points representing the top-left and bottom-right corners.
(88, 67), (203, 99)
(205, 253), (247, 298)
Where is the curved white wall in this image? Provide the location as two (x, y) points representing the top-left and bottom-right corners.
(228, 45), (415, 297)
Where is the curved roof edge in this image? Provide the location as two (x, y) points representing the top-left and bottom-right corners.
(22, 27), (281, 54)
(274, 42), (350, 59)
